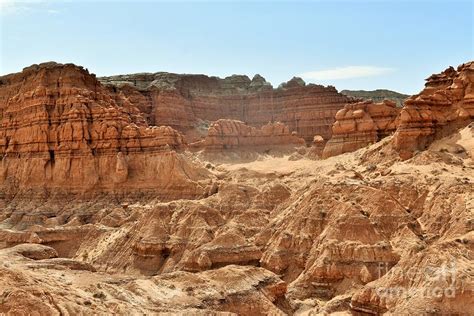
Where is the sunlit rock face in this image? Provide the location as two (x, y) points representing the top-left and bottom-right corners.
(393, 61), (474, 159)
(0, 62), (212, 200)
(191, 119), (305, 151)
(100, 73), (355, 143)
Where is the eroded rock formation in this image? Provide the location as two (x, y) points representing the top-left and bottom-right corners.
(100, 73), (354, 143)
(192, 119), (305, 151)
(322, 99), (400, 158)
(0, 244), (288, 314)
(306, 135), (326, 159)
(1, 123), (472, 314)
(0, 62), (211, 199)
(393, 61), (474, 159)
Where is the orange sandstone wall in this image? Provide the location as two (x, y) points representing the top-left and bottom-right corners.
(0, 62), (210, 199)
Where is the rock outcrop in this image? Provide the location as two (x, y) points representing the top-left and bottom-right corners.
(0, 62), (211, 199)
(100, 73), (354, 143)
(393, 62), (474, 159)
(192, 119), (305, 151)
(322, 100), (400, 158)
(324, 62), (474, 160)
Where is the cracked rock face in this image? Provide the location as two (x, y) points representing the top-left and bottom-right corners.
(0, 61), (473, 315)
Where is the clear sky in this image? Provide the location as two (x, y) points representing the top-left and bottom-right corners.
(0, 0), (472, 94)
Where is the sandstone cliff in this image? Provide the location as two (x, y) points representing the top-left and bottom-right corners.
(322, 99), (400, 158)
(393, 61), (474, 159)
(0, 62), (212, 199)
(100, 73), (354, 143)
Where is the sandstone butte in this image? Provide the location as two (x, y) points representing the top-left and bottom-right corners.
(0, 61), (473, 315)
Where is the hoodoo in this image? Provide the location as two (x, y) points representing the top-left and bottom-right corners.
(323, 99), (400, 158)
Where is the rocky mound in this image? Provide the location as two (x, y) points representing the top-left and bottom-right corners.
(322, 99), (400, 158)
(100, 73), (355, 143)
(0, 243), (287, 315)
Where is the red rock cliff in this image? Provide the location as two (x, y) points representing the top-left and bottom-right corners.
(0, 62), (211, 199)
(99, 74), (355, 143)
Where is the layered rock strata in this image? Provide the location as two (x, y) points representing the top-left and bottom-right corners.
(0, 62), (211, 199)
(393, 61), (474, 159)
(322, 100), (400, 158)
(100, 74), (355, 143)
(191, 119), (305, 151)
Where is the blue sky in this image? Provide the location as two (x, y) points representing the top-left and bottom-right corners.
(0, 0), (472, 94)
